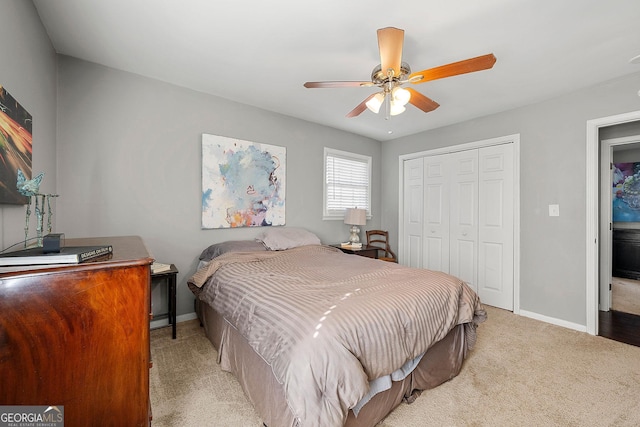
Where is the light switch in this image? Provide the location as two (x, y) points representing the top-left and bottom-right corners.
(549, 204), (560, 217)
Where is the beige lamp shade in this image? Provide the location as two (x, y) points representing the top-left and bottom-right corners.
(344, 208), (367, 226)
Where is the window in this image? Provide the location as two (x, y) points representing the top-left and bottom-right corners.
(323, 147), (371, 219)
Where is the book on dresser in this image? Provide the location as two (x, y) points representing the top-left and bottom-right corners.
(0, 245), (113, 266)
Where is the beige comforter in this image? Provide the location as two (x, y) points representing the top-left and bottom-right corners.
(189, 244), (485, 427)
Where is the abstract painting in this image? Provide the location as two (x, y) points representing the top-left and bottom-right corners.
(202, 134), (286, 228)
(613, 162), (640, 222)
(0, 85), (32, 204)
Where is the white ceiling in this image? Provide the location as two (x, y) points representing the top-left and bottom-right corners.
(33, 0), (640, 142)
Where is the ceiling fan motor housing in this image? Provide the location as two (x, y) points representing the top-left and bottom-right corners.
(371, 62), (412, 85)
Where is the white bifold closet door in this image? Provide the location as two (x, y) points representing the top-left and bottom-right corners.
(402, 143), (514, 310)
(424, 154), (450, 272)
(449, 149), (479, 292)
(477, 144), (514, 310)
(402, 157), (426, 269)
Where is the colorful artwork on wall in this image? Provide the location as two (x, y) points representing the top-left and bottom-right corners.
(0, 85), (32, 204)
(613, 162), (640, 222)
(201, 134), (286, 229)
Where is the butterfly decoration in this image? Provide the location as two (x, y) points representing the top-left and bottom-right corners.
(16, 168), (44, 197)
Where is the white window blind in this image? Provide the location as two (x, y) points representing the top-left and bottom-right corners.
(324, 148), (371, 219)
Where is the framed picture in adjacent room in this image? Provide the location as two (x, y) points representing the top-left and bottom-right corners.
(613, 162), (640, 222)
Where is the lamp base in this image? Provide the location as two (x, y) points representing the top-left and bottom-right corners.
(348, 225), (361, 244)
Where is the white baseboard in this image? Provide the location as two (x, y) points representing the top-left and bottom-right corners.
(150, 312), (198, 329)
(519, 309), (587, 333)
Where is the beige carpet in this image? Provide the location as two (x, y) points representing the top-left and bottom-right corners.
(150, 306), (640, 426)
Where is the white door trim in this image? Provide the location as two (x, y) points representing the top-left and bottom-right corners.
(398, 134), (521, 314)
(586, 110), (640, 335)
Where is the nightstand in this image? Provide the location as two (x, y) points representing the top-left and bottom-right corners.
(331, 244), (379, 259)
(151, 264), (178, 339)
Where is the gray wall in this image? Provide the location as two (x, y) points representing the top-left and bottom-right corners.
(381, 71), (640, 326)
(0, 1), (57, 250)
(55, 56), (381, 318)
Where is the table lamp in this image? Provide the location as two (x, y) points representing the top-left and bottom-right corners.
(344, 208), (367, 243)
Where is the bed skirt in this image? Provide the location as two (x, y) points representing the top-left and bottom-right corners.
(196, 299), (467, 427)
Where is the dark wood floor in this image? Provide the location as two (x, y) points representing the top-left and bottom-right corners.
(599, 310), (640, 347)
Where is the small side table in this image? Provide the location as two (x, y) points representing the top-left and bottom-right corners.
(331, 244), (379, 259)
(151, 264), (178, 339)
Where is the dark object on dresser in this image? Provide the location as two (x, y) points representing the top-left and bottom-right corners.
(43, 232), (64, 253)
(612, 228), (640, 280)
(0, 236), (153, 427)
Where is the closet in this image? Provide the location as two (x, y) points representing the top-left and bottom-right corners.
(402, 142), (515, 310)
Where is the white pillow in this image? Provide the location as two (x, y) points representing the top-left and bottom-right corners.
(258, 227), (321, 250)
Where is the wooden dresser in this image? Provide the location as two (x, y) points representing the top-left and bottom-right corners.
(0, 236), (153, 426)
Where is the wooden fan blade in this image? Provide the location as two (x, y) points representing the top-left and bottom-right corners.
(346, 93), (376, 118)
(406, 88), (440, 113)
(378, 27), (404, 79)
(409, 53), (496, 84)
(304, 81), (372, 88)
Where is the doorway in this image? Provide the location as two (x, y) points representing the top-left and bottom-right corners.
(586, 110), (640, 342)
(598, 135), (640, 346)
(600, 136), (640, 311)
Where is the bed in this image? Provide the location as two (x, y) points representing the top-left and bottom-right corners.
(188, 228), (486, 427)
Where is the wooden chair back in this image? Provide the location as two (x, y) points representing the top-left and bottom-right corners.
(366, 230), (397, 262)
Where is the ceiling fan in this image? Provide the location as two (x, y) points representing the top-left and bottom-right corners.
(303, 27), (496, 119)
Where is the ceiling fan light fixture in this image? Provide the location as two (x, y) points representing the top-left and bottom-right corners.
(366, 92), (385, 114)
(389, 102), (406, 116)
(392, 86), (411, 106)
